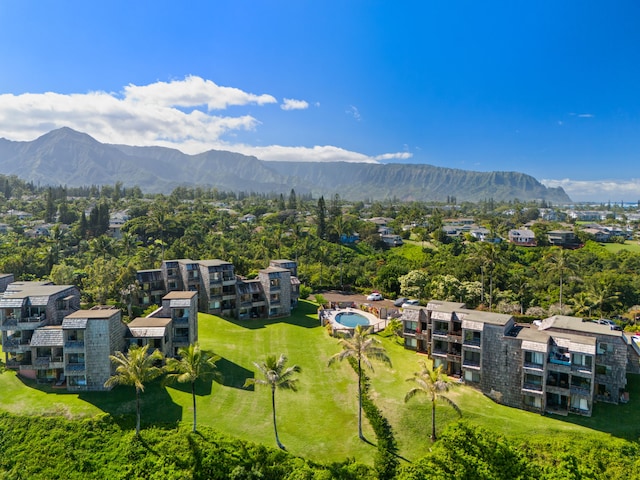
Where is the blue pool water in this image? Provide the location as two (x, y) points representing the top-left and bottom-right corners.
(335, 311), (370, 328)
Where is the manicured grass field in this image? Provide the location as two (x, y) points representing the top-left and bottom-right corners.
(2, 300), (640, 464)
(601, 240), (640, 254)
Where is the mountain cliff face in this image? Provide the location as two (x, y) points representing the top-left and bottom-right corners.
(0, 127), (571, 203)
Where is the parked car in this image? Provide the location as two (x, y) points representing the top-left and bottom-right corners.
(367, 292), (383, 301)
(394, 297), (408, 307)
(403, 299), (420, 306)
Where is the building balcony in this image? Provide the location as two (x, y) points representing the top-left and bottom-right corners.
(432, 349), (448, 357)
(432, 330), (449, 338)
(448, 334), (462, 344)
(446, 353), (461, 363)
(463, 338), (481, 347)
(34, 356), (64, 369)
(570, 385), (591, 396)
(2, 338), (31, 352)
(522, 382), (543, 392)
(571, 365), (593, 375)
(462, 359), (481, 369)
(1, 317), (46, 331)
(65, 363), (86, 374)
(523, 361), (544, 371)
(172, 316), (189, 324)
(173, 335), (190, 344)
(64, 341), (85, 350)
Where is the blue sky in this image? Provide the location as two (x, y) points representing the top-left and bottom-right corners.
(1, 1), (640, 201)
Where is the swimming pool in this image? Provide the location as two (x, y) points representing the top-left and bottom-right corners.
(335, 311), (371, 328)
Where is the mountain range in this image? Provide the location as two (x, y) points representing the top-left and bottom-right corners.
(0, 127), (571, 203)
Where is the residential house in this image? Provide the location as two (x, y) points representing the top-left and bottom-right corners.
(508, 229), (537, 246)
(381, 234), (404, 247)
(547, 230), (580, 248)
(400, 302), (636, 417)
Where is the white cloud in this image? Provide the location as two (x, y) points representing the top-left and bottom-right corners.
(577, 113), (594, 118)
(346, 105), (361, 121)
(232, 144), (380, 163)
(374, 152), (413, 161)
(0, 76), (408, 162)
(124, 76), (277, 110)
(281, 98), (309, 110)
(541, 178), (640, 202)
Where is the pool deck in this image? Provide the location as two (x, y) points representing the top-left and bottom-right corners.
(320, 306), (388, 334)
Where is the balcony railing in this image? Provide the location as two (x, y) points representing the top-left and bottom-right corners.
(65, 340), (85, 349)
(522, 382), (543, 392)
(66, 363), (86, 372)
(463, 338), (481, 347)
(172, 316), (189, 324)
(524, 361), (544, 370)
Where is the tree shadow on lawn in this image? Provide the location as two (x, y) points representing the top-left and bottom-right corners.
(545, 374), (640, 440)
(218, 300), (320, 330)
(78, 380), (183, 430)
(214, 356), (254, 390)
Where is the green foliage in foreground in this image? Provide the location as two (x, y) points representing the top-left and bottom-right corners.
(2, 412), (640, 479)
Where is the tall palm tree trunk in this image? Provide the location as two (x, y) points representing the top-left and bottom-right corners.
(357, 356), (363, 440)
(191, 381), (197, 433)
(431, 399), (437, 441)
(136, 388), (141, 435)
(271, 387), (284, 449)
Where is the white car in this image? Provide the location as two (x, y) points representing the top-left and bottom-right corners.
(367, 292), (383, 301)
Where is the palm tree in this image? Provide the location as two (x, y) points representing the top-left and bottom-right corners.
(104, 344), (164, 435)
(405, 362), (461, 442)
(244, 354), (301, 450)
(164, 343), (221, 433)
(545, 247), (578, 309)
(328, 324), (391, 440)
(469, 242), (502, 310)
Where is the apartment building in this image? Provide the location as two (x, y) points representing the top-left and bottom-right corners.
(136, 258), (300, 319)
(0, 281), (81, 374)
(1, 280), (198, 391)
(127, 290), (198, 357)
(401, 301), (636, 417)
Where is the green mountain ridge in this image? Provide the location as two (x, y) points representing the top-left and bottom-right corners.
(0, 127), (571, 202)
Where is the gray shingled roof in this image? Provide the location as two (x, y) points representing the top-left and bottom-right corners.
(62, 318), (88, 329)
(30, 327), (64, 347)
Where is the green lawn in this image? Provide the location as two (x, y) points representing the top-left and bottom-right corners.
(2, 300), (640, 464)
(600, 240), (640, 254)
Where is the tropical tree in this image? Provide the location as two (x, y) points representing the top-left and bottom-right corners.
(164, 343), (221, 433)
(405, 362), (461, 442)
(104, 344), (164, 435)
(328, 325), (391, 440)
(544, 247), (578, 309)
(244, 354), (301, 450)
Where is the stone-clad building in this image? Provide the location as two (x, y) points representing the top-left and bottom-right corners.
(136, 258), (300, 319)
(401, 301), (638, 417)
(1, 279), (199, 391)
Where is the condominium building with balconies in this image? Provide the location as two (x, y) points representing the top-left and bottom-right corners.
(401, 301), (637, 417)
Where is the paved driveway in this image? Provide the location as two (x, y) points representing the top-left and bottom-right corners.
(312, 290), (397, 310)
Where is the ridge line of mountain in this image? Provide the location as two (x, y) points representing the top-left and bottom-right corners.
(0, 127), (571, 203)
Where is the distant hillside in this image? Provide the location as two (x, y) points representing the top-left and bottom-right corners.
(0, 127), (571, 203)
